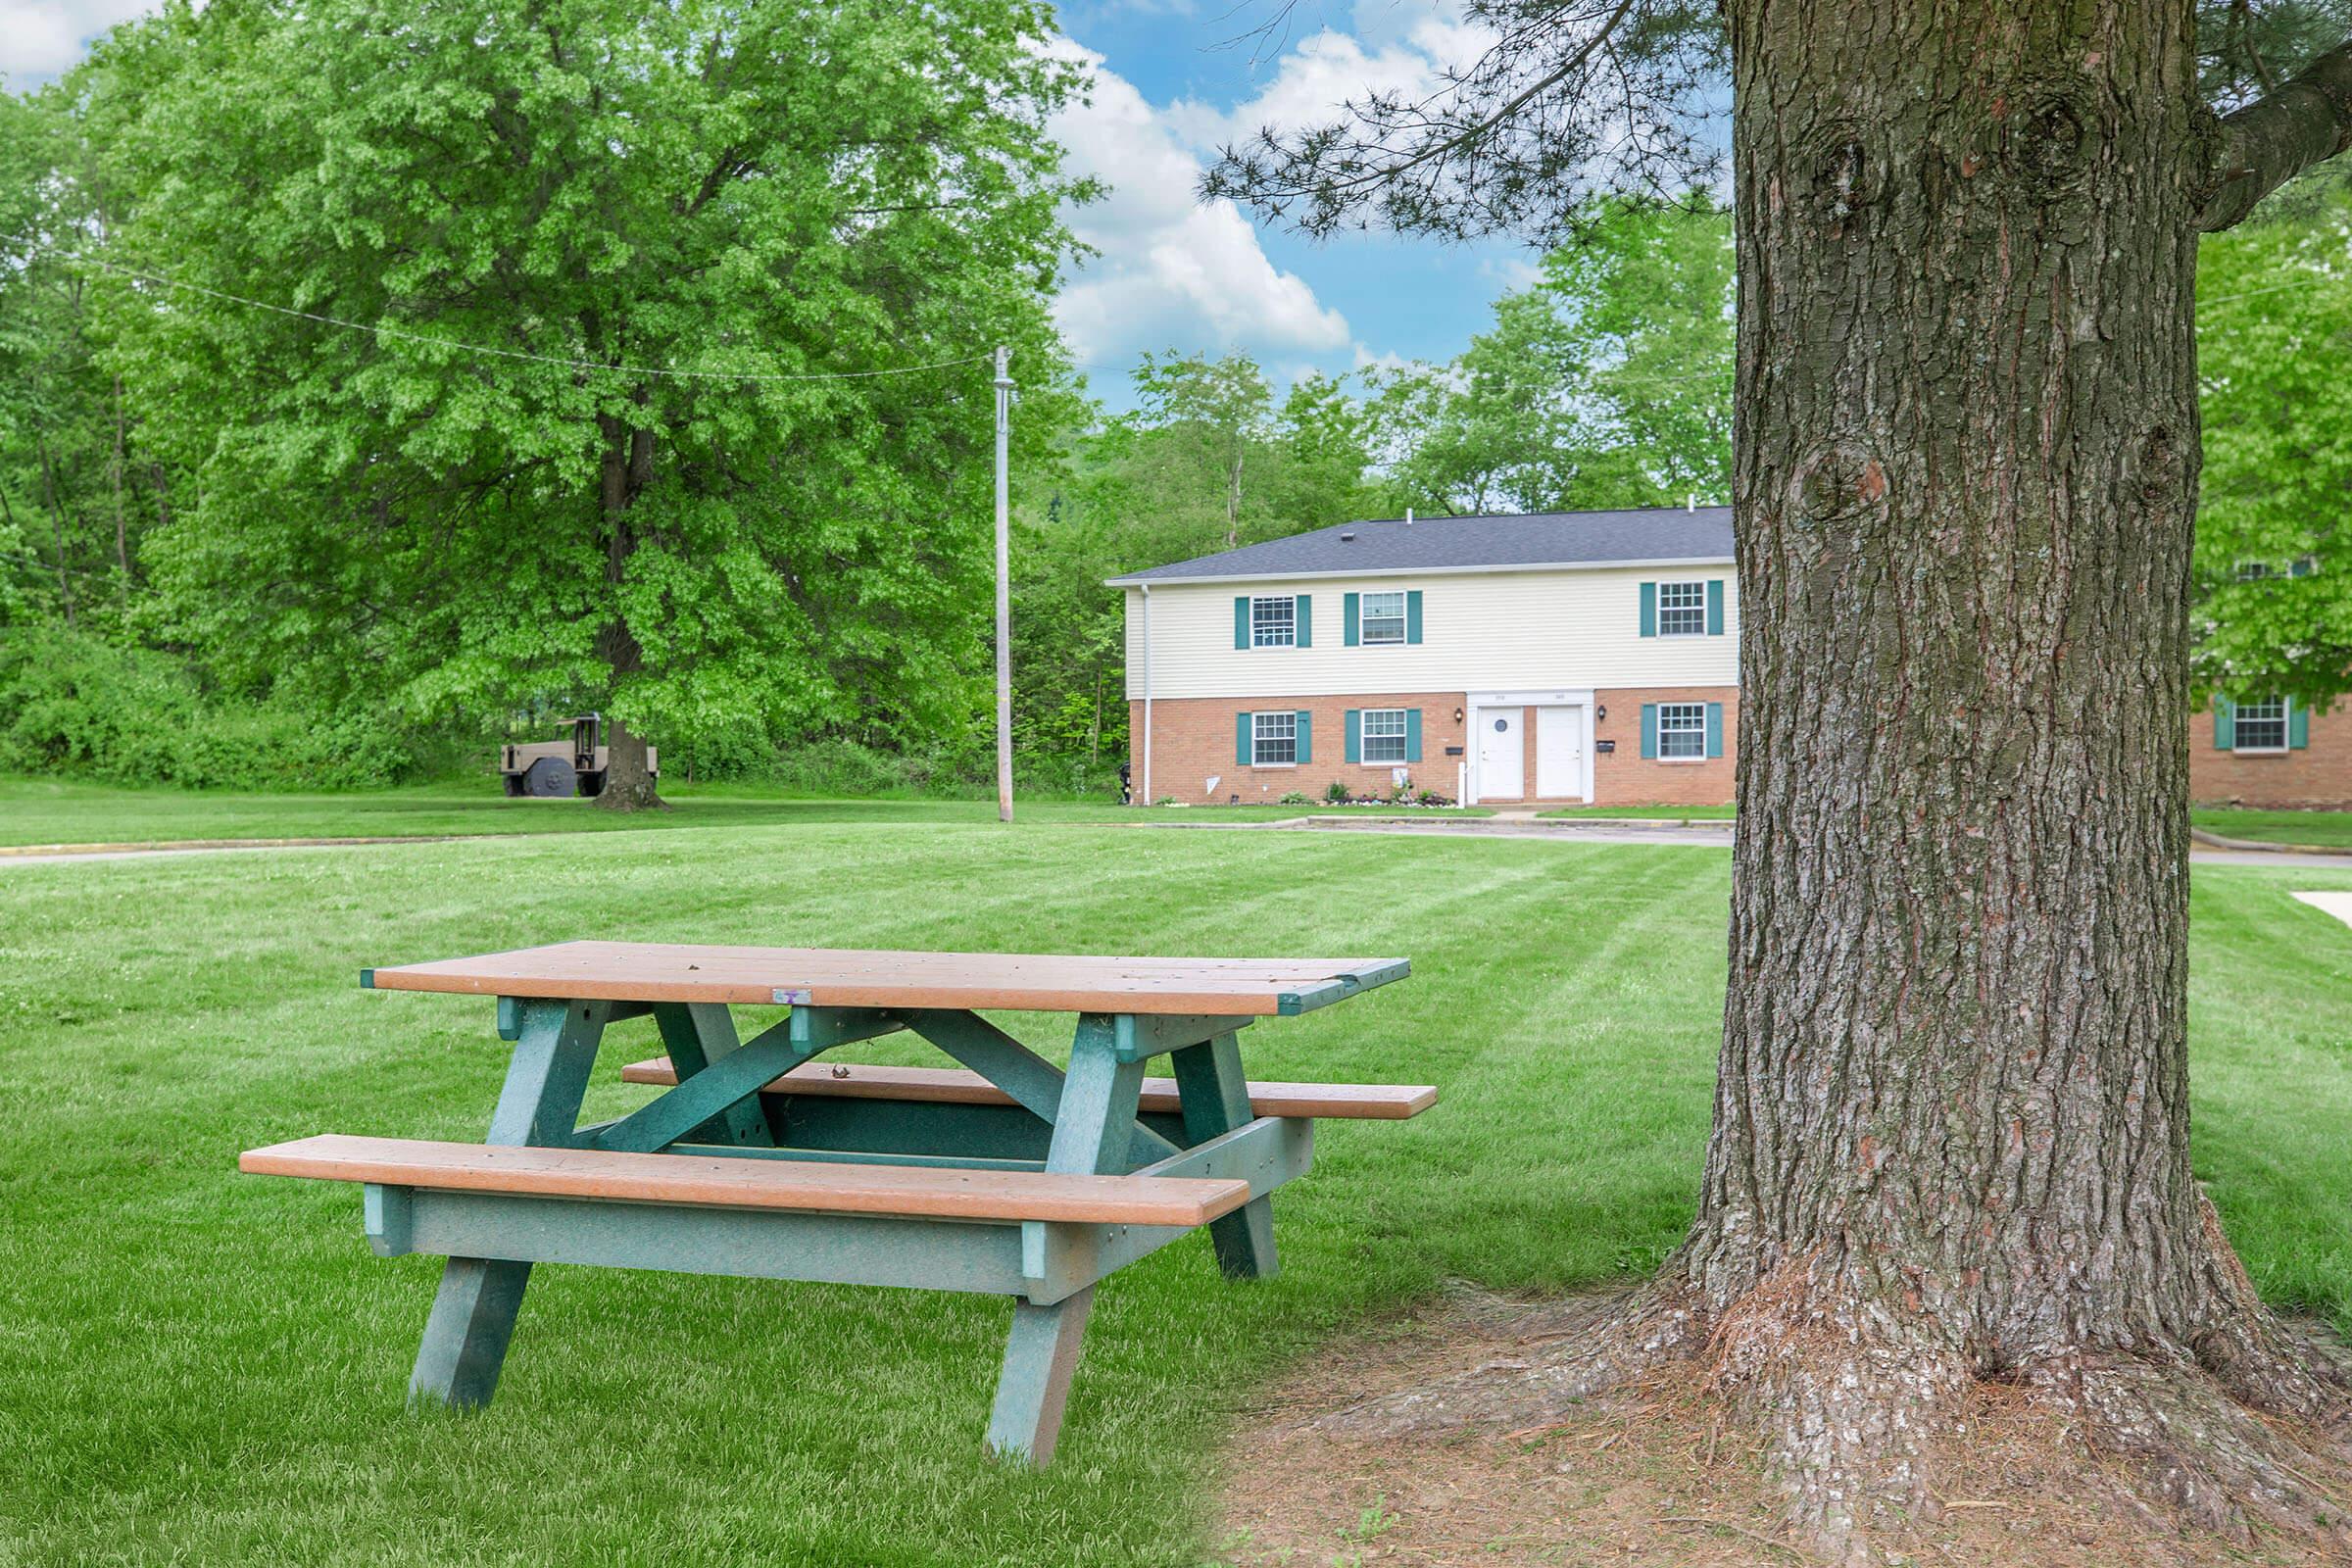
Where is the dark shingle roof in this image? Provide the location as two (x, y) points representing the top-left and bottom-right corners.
(1105, 507), (1733, 584)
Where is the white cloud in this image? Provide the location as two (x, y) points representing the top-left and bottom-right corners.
(1050, 41), (1353, 370)
(0, 0), (158, 80)
(1163, 11), (1491, 152)
(1049, 13), (1495, 381)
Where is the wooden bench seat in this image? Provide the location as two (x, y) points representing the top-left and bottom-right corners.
(618, 1057), (1438, 1119)
(240, 1134), (1251, 1227)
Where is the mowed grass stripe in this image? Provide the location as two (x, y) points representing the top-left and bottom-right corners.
(1, 826), (2346, 1567)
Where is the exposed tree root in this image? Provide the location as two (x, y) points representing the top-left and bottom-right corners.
(1306, 1261), (2352, 1564)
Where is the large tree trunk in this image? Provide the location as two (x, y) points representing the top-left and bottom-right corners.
(1680, 0), (2349, 1535)
(1324, 1), (2352, 1552)
(1707, 0), (2210, 1396)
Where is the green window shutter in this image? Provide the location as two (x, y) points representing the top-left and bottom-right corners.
(1405, 709), (1423, 762)
(1234, 598), (1250, 650)
(1294, 711), (1312, 765)
(1344, 593), (1360, 646)
(1295, 594), (1312, 648)
(1237, 711), (1253, 766)
(1639, 582), (1657, 637)
(1706, 579), (1726, 636)
(1345, 710), (1362, 763)
(1705, 702), (1724, 759)
(1406, 589), (1424, 644)
(2214, 698), (2235, 750)
(2291, 697), (2311, 750)
(1640, 704), (1658, 760)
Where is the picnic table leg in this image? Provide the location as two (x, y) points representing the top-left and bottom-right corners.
(1170, 1030), (1279, 1280)
(652, 1002), (774, 1147)
(409, 998), (607, 1410)
(985, 1018), (1142, 1464)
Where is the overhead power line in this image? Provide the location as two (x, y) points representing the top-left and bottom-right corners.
(69, 252), (994, 384)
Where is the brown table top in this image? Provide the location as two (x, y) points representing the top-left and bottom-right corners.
(364, 940), (1409, 1016)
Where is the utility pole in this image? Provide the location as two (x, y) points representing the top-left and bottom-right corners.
(994, 346), (1014, 823)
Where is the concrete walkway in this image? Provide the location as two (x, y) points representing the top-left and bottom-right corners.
(1218, 812), (2352, 868)
(0, 836), (466, 867)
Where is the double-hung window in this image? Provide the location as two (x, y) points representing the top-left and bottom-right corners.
(1657, 580), (1707, 637)
(1657, 702), (1708, 760)
(1361, 709), (1409, 763)
(2232, 697), (2289, 752)
(1250, 596), (1297, 648)
(1252, 710), (1298, 765)
(1360, 591), (1407, 645)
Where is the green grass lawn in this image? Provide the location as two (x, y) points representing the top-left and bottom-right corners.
(2196, 807), (2352, 848)
(2, 822), (2349, 1565)
(0, 777), (1484, 849)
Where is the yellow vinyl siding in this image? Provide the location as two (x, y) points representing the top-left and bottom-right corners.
(1123, 567), (1739, 699)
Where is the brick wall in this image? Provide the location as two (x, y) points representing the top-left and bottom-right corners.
(1128, 693), (1470, 805)
(1590, 687), (1738, 808)
(2189, 703), (2352, 808)
(1128, 686), (1741, 808)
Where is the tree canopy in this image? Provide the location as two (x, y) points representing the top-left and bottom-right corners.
(2194, 188), (2352, 707)
(1372, 195), (1732, 514)
(67, 0), (1086, 793)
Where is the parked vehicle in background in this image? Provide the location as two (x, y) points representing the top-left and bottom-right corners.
(498, 714), (656, 799)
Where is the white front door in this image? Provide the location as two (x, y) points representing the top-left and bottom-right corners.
(1536, 706), (1586, 801)
(1478, 709), (1525, 801)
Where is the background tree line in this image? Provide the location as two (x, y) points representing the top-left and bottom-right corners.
(0, 15), (2340, 800)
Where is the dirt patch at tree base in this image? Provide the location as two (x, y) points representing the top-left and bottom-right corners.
(1211, 1290), (2348, 1567)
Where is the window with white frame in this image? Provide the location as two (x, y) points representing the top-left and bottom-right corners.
(1360, 591), (1407, 645)
(1252, 710), (1298, 765)
(1250, 596), (1296, 648)
(1362, 708), (1408, 763)
(2233, 697), (2288, 752)
(2235, 559), (2318, 581)
(1657, 702), (1707, 760)
(1657, 580), (1707, 636)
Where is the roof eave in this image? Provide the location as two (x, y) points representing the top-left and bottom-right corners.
(1104, 555), (1737, 589)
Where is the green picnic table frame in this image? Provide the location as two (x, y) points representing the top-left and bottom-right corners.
(265, 942), (1415, 1463)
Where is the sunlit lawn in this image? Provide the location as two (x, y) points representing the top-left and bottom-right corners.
(1, 816), (2348, 1565)
(2197, 807), (2352, 848)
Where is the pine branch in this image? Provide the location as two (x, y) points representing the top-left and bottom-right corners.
(2202, 34), (2352, 231)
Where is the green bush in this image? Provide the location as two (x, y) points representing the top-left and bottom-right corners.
(0, 627), (417, 789)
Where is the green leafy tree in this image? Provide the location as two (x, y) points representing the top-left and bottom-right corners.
(0, 90), (158, 639)
(1006, 357), (1382, 779)
(78, 0), (1084, 807)
(1125, 351), (1277, 550)
(2193, 190), (2352, 708)
(1373, 196), (1733, 514)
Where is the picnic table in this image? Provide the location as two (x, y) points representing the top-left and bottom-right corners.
(241, 940), (1433, 1463)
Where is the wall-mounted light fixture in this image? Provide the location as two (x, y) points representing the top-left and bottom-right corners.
(1452, 707), (1464, 723)
(1596, 705), (1607, 722)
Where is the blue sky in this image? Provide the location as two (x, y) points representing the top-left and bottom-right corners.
(3, 0), (1532, 406)
(1046, 0), (1530, 402)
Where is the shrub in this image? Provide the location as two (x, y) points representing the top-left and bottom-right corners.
(1324, 779), (1351, 804)
(1277, 790), (1310, 806)
(0, 627), (417, 789)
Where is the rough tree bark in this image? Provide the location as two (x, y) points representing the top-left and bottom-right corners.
(594, 413), (663, 812)
(1325, 4), (2352, 1555)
